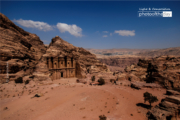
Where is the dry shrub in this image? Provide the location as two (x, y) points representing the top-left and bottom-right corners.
(99, 115), (106, 120)
(98, 77), (105, 85)
(15, 77), (23, 83)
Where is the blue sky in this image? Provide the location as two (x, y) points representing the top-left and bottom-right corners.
(1, 1), (180, 49)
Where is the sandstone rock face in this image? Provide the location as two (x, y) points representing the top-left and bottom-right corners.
(125, 56), (180, 89)
(0, 13), (46, 82)
(147, 90), (180, 120)
(37, 36), (108, 79)
(131, 81), (162, 90)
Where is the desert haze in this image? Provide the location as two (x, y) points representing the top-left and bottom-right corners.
(0, 12), (180, 120)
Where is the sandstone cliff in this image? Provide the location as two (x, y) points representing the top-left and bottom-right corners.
(0, 13), (46, 82)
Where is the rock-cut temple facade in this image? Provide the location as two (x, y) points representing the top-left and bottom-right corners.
(46, 56), (76, 80)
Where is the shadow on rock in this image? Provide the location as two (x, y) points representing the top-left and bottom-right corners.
(136, 103), (151, 109)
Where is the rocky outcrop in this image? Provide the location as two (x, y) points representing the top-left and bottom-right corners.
(0, 13), (46, 83)
(147, 90), (180, 120)
(131, 81), (162, 90)
(124, 56), (180, 89)
(36, 36), (109, 79)
(76, 79), (87, 84)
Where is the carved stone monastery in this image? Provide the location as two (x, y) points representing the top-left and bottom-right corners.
(46, 56), (76, 80)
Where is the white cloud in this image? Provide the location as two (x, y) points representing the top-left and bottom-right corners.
(13, 19), (53, 31)
(56, 23), (82, 37)
(102, 35), (108, 37)
(114, 30), (135, 36)
(110, 33), (112, 36)
(103, 31), (108, 33)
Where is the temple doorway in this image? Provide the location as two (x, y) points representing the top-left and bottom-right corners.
(61, 72), (63, 77)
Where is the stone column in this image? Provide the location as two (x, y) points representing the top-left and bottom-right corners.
(67, 57), (71, 68)
(53, 58), (58, 69)
(48, 57), (52, 69)
(59, 57), (64, 68)
(73, 60), (76, 68)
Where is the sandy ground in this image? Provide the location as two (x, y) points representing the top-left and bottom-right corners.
(0, 78), (167, 120)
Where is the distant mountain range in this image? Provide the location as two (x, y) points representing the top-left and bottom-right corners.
(136, 47), (180, 57)
(87, 47), (180, 58)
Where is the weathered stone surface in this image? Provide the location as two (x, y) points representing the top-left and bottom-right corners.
(159, 101), (178, 111)
(125, 56), (180, 88)
(116, 73), (127, 81)
(147, 107), (172, 120)
(164, 96), (180, 104)
(131, 81), (162, 89)
(0, 13), (46, 83)
(126, 73), (141, 81)
(131, 82), (142, 89)
(147, 95), (180, 120)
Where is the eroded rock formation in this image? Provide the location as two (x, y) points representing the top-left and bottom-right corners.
(124, 56), (180, 88)
(0, 13), (46, 83)
(147, 90), (180, 120)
